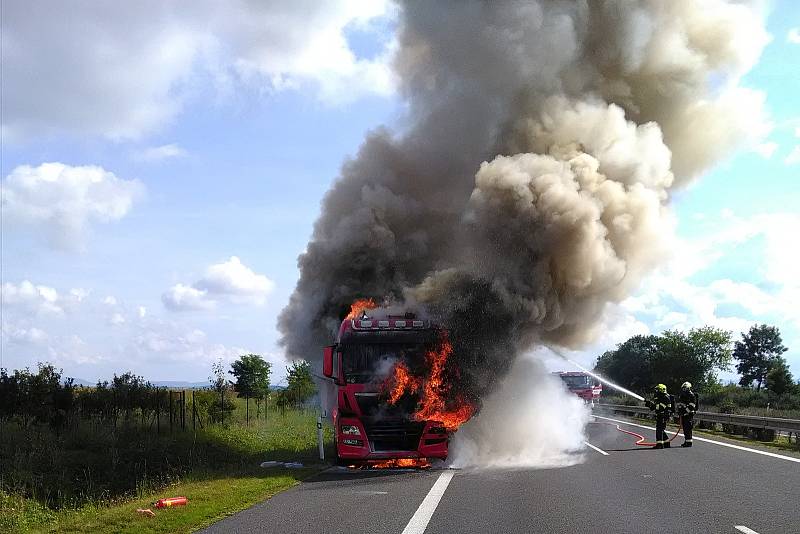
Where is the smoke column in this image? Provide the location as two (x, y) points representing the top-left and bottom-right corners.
(278, 0), (769, 461)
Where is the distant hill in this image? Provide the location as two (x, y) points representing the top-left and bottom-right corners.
(65, 377), (95, 387)
(151, 381), (210, 389)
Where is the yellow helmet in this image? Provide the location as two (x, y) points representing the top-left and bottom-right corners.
(655, 383), (667, 393)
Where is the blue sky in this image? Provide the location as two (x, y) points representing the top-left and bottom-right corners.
(2, 1), (799, 385)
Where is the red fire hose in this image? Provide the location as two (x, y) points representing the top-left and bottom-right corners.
(610, 416), (683, 447)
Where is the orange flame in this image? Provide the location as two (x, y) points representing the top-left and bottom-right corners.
(387, 362), (422, 404)
(385, 334), (475, 432)
(368, 458), (431, 469)
(345, 298), (378, 320)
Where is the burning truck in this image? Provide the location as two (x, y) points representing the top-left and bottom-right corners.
(322, 300), (474, 466)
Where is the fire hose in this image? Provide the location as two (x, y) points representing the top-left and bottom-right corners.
(609, 416), (683, 447)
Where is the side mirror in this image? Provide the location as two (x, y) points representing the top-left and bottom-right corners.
(323, 345), (335, 378)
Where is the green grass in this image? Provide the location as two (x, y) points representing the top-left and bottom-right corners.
(1, 468), (313, 533)
(2, 403), (333, 533)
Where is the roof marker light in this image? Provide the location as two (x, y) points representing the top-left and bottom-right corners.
(395, 320), (406, 328)
(412, 320), (424, 327)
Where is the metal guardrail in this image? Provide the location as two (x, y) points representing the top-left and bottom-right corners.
(594, 403), (800, 434)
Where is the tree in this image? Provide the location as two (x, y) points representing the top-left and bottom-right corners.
(734, 324), (788, 390)
(765, 358), (795, 395)
(594, 327), (732, 395)
(209, 359), (233, 424)
(229, 354), (271, 424)
(595, 335), (659, 394)
(285, 360), (316, 407)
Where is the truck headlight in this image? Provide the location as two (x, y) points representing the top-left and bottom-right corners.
(341, 424), (360, 435)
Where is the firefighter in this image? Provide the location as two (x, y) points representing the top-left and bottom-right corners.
(677, 381), (699, 447)
(645, 383), (673, 449)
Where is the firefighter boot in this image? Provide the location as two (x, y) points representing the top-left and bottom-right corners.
(652, 443), (664, 449)
(663, 442), (670, 448)
(681, 442), (692, 448)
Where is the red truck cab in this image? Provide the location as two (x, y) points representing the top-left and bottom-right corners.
(322, 311), (449, 464)
(557, 371), (602, 402)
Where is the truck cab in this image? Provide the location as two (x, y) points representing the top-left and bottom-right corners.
(322, 311), (450, 464)
(557, 371), (602, 402)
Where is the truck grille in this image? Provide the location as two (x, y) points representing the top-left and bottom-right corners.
(363, 420), (425, 452)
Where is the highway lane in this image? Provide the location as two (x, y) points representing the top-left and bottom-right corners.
(202, 416), (800, 534)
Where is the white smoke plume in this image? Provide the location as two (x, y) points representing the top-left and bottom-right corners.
(278, 0), (769, 463)
(448, 355), (590, 469)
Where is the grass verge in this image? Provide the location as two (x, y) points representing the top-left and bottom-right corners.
(2, 467), (316, 534)
(2, 407), (333, 533)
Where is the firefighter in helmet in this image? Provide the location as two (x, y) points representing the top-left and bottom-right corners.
(677, 381), (699, 447)
(645, 383), (674, 449)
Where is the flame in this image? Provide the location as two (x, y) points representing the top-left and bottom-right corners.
(345, 298), (378, 320)
(385, 334), (476, 432)
(368, 458), (431, 469)
(387, 362), (421, 404)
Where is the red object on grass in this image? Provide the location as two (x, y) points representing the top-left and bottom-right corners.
(154, 496), (188, 508)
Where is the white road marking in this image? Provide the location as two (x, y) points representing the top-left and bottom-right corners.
(593, 415), (800, 464)
(401, 470), (455, 534)
(353, 490), (389, 495)
(734, 525), (760, 534)
(584, 441), (609, 456)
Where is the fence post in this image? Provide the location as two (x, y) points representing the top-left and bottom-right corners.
(169, 390), (174, 432)
(192, 390), (196, 433)
(157, 388), (160, 434)
(181, 390), (186, 430)
(317, 414), (325, 461)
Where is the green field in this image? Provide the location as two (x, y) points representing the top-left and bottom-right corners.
(1, 399), (332, 533)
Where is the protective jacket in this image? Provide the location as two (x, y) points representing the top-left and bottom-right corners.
(677, 389), (699, 416)
(646, 391), (674, 416)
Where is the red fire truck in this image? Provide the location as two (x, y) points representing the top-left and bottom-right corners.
(322, 310), (450, 464)
(557, 371), (602, 402)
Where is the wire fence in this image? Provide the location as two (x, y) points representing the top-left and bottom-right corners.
(0, 365), (314, 436)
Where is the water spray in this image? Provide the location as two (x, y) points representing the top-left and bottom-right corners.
(550, 349), (644, 401)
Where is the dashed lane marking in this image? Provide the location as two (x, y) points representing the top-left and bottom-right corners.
(593, 415), (800, 464)
(584, 441), (609, 456)
(734, 525), (760, 534)
(401, 470), (455, 534)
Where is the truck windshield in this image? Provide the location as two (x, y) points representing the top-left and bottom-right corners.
(340, 343), (427, 384)
(561, 375), (592, 389)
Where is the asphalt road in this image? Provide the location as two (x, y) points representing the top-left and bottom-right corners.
(202, 416), (800, 534)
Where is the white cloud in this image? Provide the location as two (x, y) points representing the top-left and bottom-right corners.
(788, 28), (800, 44)
(110, 313), (126, 326)
(138, 306), (148, 319)
(753, 141), (778, 159)
(795, 126), (800, 138)
(134, 325), (251, 366)
(162, 284), (214, 311)
(163, 256), (274, 311)
(103, 296), (118, 306)
(46, 335), (105, 366)
(2, 281), (63, 314)
(1, 0), (396, 141)
(195, 256), (274, 304)
(784, 146), (800, 166)
(2, 163), (145, 250)
(136, 143), (188, 162)
(2, 323), (49, 345)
